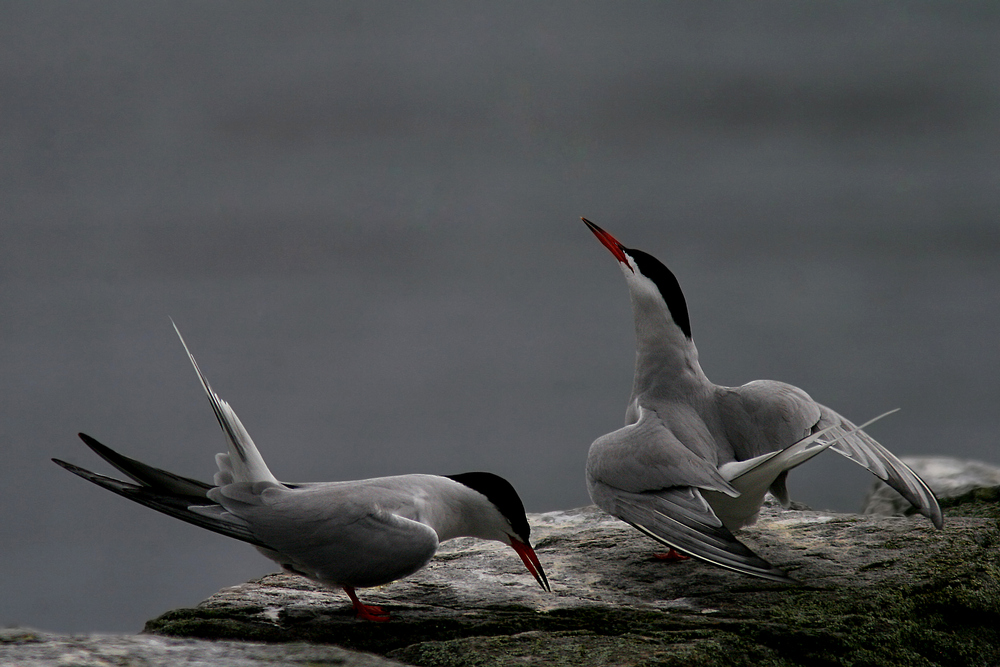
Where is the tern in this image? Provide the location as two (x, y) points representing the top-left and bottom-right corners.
(53, 324), (550, 621)
(581, 218), (942, 582)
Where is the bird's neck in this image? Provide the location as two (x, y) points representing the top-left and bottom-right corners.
(414, 478), (506, 544)
(629, 296), (709, 397)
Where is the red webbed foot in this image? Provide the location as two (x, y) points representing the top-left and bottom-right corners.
(654, 548), (691, 561)
(354, 603), (391, 622)
(343, 586), (391, 622)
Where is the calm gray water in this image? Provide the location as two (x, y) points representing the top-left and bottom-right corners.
(2, 2), (998, 633)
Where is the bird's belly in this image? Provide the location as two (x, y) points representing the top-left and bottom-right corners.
(255, 538), (437, 589)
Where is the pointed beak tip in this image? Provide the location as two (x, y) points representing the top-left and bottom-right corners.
(530, 563), (552, 593)
(581, 220), (630, 269)
(510, 538), (551, 592)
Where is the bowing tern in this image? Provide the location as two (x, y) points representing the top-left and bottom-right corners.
(54, 324), (549, 621)
(582, 218), (942, 582)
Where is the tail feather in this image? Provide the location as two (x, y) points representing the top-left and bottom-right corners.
(721, 409), (900, 490)
(171, 321), (279, 485)
(717, 423), (841, 487)
(707, 410), (900, 531)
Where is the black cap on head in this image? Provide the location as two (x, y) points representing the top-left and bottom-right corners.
(628, 248), (692, 339)
(445, 472), (531, 542)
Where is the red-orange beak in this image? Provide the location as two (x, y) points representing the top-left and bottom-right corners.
(510, 537), (551, 592)
(582, 217), (632, 272)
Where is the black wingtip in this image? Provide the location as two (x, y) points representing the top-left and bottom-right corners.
(78, 432), (107, 453)
(623, 516), (795, 585)
(51, 457), (103, 482)
(52, 453), (267, 548)
(766, 569), (799, 586)
(72, 433), (214, 497)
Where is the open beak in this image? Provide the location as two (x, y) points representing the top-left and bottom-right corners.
(510, 537), (551, 592)
(582, 218), (632, 271)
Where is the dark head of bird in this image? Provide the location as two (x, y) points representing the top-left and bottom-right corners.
(445, 472), (550, 591)
(582, 218), (692, 340)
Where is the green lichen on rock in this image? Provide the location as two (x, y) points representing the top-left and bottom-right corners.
(939, 485), (1000, 519)
(144, 605), (294, 644)
(145, 504), (1000, 666)
(755, 580), (1000, 667)
(748, 511), (1000, 667)
(388, 629), (796, 667)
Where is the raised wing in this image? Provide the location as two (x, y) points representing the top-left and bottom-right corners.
(707, 410), (900, 530)
(817, 404), (943, 529)
(723, 381), (942, 529)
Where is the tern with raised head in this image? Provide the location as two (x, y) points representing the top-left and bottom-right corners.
(54, 324), (549, 621)
(581, 218), (942, 582)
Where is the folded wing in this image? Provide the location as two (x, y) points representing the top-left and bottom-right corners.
(609, 485), (795, 582)
(587, 408), (793, 582)
(52, 434), (266, 547)
(55, 434), (441, 589)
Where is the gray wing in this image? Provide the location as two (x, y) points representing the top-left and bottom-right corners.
(722, 381), (943, 529)
(214, 482), (440, 588)
(587, 408), (792, 582)
(53, 434), (266, 547)
(56, 435), (440, 588)
(606, 486), (795, 583)
(587, 406), (737, 496)
(717, 381), (822, 459)
(817, 404), (943, 529)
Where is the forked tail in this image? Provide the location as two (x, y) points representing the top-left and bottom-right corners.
(719, 409), (900, 494)
(703, 410), (899, 532)
(171, 320), (279, 485)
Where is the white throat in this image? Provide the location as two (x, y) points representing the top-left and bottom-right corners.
(621, 261), (708, 397)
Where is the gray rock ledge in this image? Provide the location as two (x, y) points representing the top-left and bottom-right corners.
(141, 498), (1000, 667)
(0, 627), (403, 666)
(863, 455), (1000, 518)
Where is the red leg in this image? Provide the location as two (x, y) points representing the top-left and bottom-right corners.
(343, 586), (391, 622)
(654, 548), (691, 561)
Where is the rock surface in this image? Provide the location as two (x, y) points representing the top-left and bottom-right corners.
(863, 455), (1000, 518)
(0, 626), (403, 666)
(141, 499), (1000, 667)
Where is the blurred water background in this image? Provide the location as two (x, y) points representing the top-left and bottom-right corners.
(2, 1), (998, 633)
